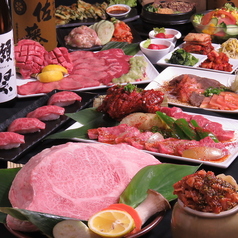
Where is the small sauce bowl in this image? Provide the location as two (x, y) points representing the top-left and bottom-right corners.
(106, 4), (131, 18)
(149, 28), (182, 44)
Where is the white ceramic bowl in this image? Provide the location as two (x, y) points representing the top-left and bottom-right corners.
(149, 28), (182, 44)
(140, 39), (175, 64)
(106, 4), (131, 18)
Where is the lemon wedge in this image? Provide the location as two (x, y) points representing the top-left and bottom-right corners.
(42, 64), (68, 74)
(37, 70), (64, 83)
(88, 209), (135, 238)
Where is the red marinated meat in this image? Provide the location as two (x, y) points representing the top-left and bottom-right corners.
(8, 142), (160, 231)
(47, 91), (82, 106)
(97, 85), (164, 120)
(7, 118), (45, 134)
(27, 105), (65, 121)
(173, 170), (238, 213)
(0, 132), (25, 149)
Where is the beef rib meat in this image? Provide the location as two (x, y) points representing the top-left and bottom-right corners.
(8, 142), (160, 231)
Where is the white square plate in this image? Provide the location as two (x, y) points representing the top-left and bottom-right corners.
(65, 112), (238, 168)
(145, 66), (238, 113)
(157, 43), (238, 74)
(17, 51), (159, 98)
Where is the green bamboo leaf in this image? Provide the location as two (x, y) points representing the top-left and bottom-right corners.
(119, 163), (200, 207)
(0, 168), (21, 223)
(47, 108), (118, 140)
(101, 42), (140, 55)
(0, 207), (86, 238)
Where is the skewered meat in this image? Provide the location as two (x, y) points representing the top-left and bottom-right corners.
(97, 84), (164, 120)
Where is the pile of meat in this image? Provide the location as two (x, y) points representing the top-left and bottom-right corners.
(16, 39), (139, 95)
(167, 74), (238, 110)
(173, 170), (238, 213)
(199, 50), (233, 72)
(64, 25), (102, 48)
(15, 39), (73, 79)
(182, 33), (214, 55)
(88, 106), (235, 158)
(97, 84), (165, 120)
(7, 142), (160, 232)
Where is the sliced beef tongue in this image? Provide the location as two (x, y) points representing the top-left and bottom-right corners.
(44, 47), (73, 73)
(15, 39), (73, 79)
(15, 39), (47, 79)
(8, 142), (160, 232)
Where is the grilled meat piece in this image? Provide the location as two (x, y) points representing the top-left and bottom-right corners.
(97, 85), (164, 120)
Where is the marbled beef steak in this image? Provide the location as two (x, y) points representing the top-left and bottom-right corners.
(8, 142), (160, 231)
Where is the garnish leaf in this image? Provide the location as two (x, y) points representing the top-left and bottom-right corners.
(0, 207), (86, 238)
(119, 163), (200, 207)
(101, 42), (140, 55)
(46, 108), (118, 140)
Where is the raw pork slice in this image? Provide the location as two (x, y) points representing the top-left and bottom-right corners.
(0, 132), (25, 149)
(27, 105), (65, 121)
(47, 91), (82, 106)
(8, 142), (160, 231)
(7, 118), (46, 134)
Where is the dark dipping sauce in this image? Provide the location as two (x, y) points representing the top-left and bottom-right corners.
(173, 170), (238, 214)
(107, 6), (128, 14)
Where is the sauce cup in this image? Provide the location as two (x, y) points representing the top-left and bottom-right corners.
(106, 4), (131, 18)
(149, 28), (182, 44)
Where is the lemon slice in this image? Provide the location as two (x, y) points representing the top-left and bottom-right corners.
(42, 64), (68, 74)
(37, 70), (64, 83)
(88, 209), (135, 238)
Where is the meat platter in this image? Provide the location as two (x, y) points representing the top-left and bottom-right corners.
(56, 7), (140, 29)
(157, 44), (238, 74)
(16, 52), (159, 98)
(65, 112), (238, 168)
(57, 22), (142, 51)
(0, 91), (97, 162)
(145, 66), (238, 114)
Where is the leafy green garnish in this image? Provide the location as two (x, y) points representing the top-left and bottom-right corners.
(193, 14), (204, 24)
(120, 163), (200, 207)
(108, 0), (137, 7)
(167, 48), (199, 66)
(153, 27), (165, 33)
(203, 87), (227, 97)
(142, 39), (151, 48)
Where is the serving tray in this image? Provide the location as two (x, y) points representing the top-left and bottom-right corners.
(0, 91), (97, 162)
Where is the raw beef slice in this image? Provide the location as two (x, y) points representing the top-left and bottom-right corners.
(8, 142), (160, 231)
